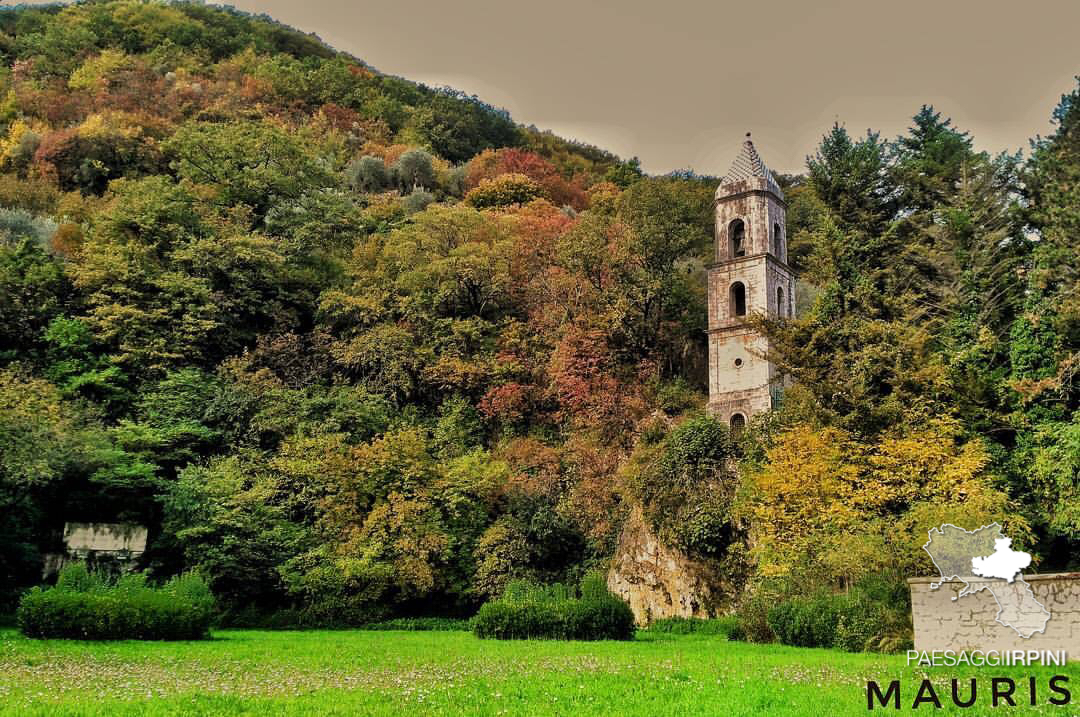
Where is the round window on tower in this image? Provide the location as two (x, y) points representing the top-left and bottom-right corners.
(734, 358), (743, 368)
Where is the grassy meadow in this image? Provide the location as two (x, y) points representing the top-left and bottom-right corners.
(0, 628), (1073, 716)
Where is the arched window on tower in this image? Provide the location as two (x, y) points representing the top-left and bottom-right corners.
(729, 219), (746, 259)
(730, 413), (746, 435)
(776, 286), (785, 317)
(730, 281), (746, 317)
(772, 222), (782, 258)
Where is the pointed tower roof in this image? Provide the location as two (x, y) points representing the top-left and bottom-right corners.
(718, 133), (783, 200)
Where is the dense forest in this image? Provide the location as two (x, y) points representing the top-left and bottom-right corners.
(0, 1), (1076, 629)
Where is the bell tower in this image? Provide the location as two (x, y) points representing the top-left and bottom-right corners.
(706, 134), (794, 428)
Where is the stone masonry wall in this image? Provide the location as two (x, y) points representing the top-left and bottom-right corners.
(64, 522), (148, 553)
(909, 572), (1080, 654)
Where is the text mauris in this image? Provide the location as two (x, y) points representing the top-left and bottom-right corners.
(867, 651), (1070, 709)
(867, 676), (1070, 710)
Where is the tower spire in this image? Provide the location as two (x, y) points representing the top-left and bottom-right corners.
(719, 132), (783, 199)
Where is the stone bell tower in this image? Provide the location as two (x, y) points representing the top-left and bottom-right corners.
(706, 134), (794, 428)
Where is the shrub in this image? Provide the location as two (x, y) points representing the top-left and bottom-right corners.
(403, 188), (435, 214)
(472, 573), (634, 641)
(729, 590), (775, 643)
(765, 587), (911, 653)
(345, 155), (389, 193)
(393, 149), (436, 190)
(834, 600), (889, 652)
(646, 616), (738, 637)
(16, 564), (214, 640)
(767, 594), (844, 648)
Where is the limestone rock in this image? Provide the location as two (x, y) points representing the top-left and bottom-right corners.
(607, 506), (722, 625)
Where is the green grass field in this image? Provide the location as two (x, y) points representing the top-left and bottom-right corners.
(0, 628), (1072, 716)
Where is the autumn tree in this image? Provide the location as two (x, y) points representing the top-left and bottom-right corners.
(742, 421), (1022, 591)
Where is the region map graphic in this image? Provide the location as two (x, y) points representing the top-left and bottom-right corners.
(924, 524), (1051, 639)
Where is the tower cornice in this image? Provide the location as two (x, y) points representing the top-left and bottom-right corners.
(705, 252), (795, 274)
(713, 186), (787, 208)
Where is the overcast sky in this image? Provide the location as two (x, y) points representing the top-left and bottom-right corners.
(6, 0), (1079, 175)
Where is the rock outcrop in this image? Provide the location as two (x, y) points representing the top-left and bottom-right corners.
(607, 506), (723, 625)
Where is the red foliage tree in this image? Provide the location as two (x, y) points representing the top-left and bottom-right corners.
(548, 326), (644, 434)
(466, 148), (588, 210)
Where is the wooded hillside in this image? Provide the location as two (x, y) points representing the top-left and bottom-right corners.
(0, 1), (1075, 627)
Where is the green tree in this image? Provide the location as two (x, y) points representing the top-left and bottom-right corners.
(407, 90), (521, 164)
(165, 120), (334, 225)
(892, 105), (975, 213)
(392, 149), (436, 191)
(345, 155), (389, 193)
(72, 177), (300, 372)
(1023, 79), (1080, 391)
(43, 317), (129, 412)
(0, 370), (102, 595)
(164, 451), (313, 612)
(806, 124), (895, 237)
(0, 232), (69, 363)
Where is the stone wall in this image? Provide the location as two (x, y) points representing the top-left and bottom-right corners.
(64, 522), (148, 554)
(607, 506), (722, 625)
(42, 523), (148, 578)
(909, 572), (1080, 654)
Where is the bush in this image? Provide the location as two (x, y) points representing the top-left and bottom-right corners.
(730, 591), (775, 643)
(767, 594), (844, 648)
(765, 588), (911, 653)
(345, 155), (389, 193)
(646, 616), (738, 637)
(16, 564), (214, 640)
(834, 601), (889, 652)
(403, 188), (435, 214)
(472, 573), (635, 641)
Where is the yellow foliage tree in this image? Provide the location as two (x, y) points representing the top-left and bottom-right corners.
(741, 419), (1026, 589)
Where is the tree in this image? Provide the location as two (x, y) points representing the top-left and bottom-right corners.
(43, 317), (129, 412)
(407, 89), (521, 164)
(34, 113), (165, 194)
(555, 178), (708, 364)
(164, 120), (333, 225)
(465, 148), (586, 209)
(164, 451), (313, 612)
(742, 420), (1021, 590)
(282, 429), (505, 619)
(71, 177), (300, 373)
(464, 173), (544, 208)
(605, 156), (644, 188)
(1023, 79), (1080, 397)
(0, 370), (101, 595)
(392, 149), (436, 191)
(351, 204), (514, 320)
(1031, 413), (1080, 542)
(806, 124), (895, 237)
(892, 105), (976, 213)
(345, 155), (389, 193)
(0, 231), (69, 363)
